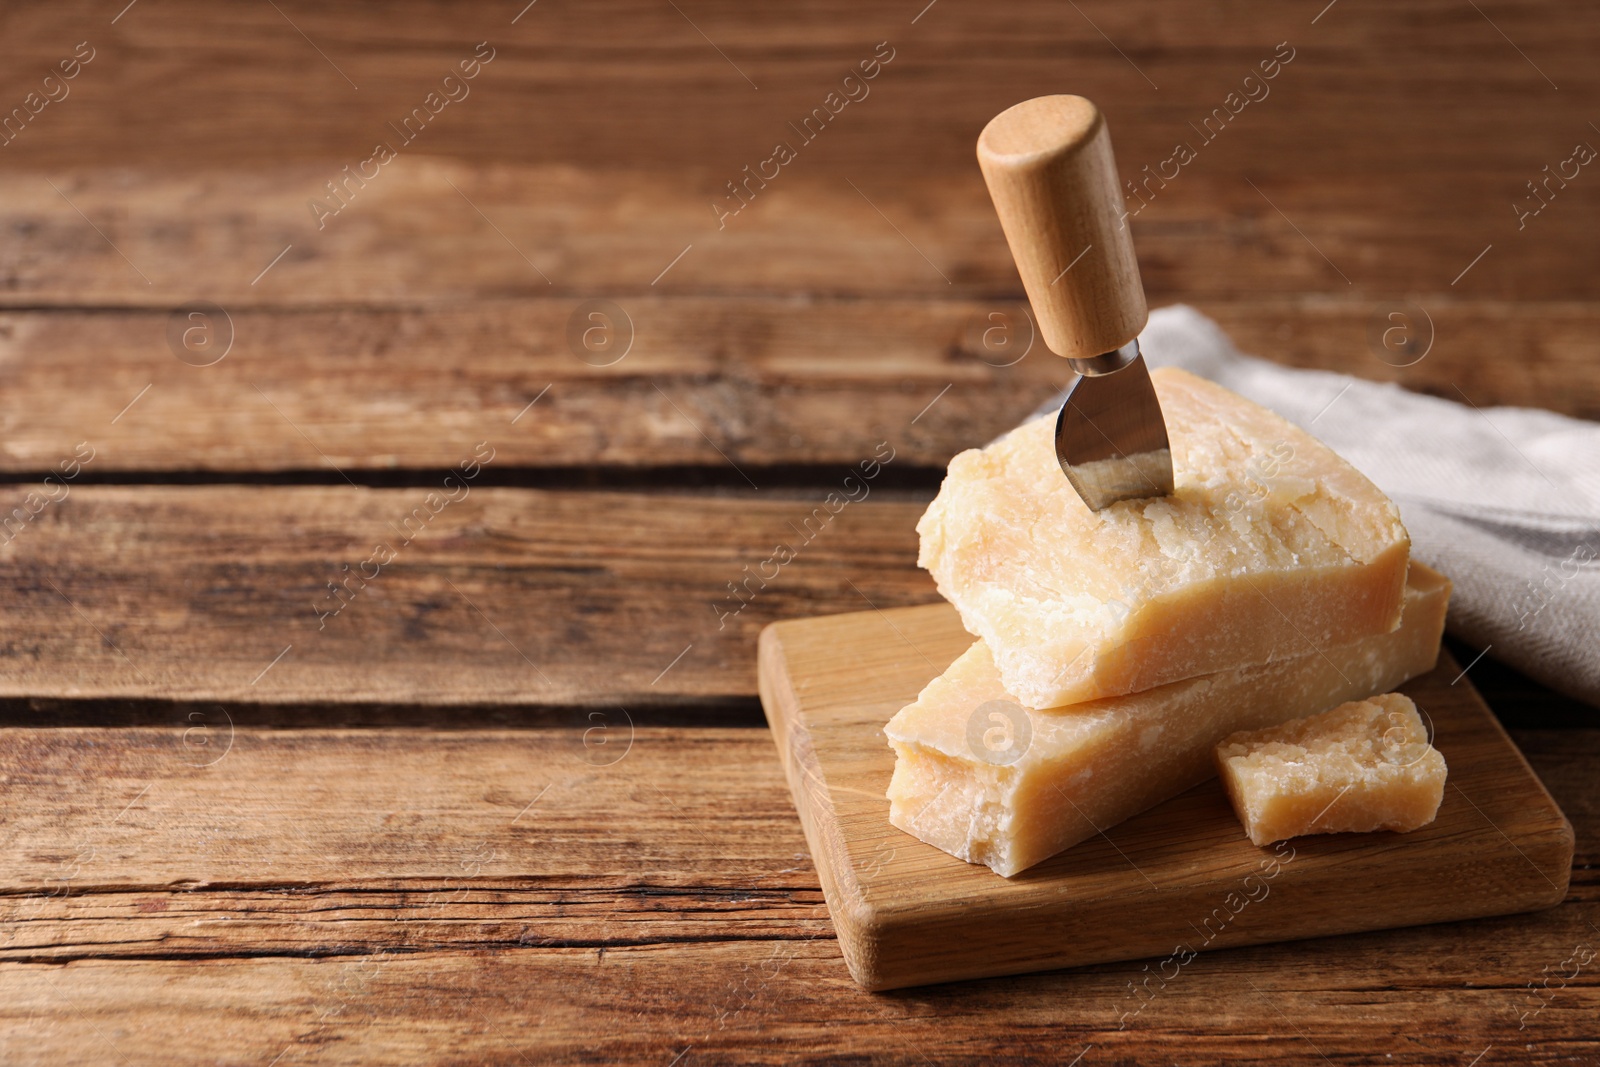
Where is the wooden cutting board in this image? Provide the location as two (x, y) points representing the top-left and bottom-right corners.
(758, 603), (1574, 991)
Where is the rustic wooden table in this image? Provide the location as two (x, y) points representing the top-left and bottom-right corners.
(0, 2), (1595, 1063)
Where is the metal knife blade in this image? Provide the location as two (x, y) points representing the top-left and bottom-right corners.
(1055, 340), (1173, 510)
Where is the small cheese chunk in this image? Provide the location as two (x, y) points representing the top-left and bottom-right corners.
(1215, 692), (1447, 847)
(884, 564), (1449, 877)
(917, 367), (1411, 708)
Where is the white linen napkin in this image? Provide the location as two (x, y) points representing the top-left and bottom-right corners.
(1032, 305), (1600, 707)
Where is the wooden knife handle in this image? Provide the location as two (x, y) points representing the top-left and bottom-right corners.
(977, 95), (1147, 361)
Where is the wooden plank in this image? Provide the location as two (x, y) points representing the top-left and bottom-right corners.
(0, 297), (1059, 474)
(0, 727), (808, 891)
(758, 603), (1573, 989)
(0, 164), (1592, 307)
(3, 0), (1595, 179)
(0, 725), (1587, 934)
(1201, 299), (1600, 421)
(1, 871), (1592, 960)
(0, 886), (836, 962)
(4, 919), (1600, 1067)
(0, 724), (1592, 1061)
(0, 487), (932, 708)
(4, 298), (1596, 474)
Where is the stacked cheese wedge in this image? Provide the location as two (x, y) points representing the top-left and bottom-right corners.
(885, 368), (1449, 876)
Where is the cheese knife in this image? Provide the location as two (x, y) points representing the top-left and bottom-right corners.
(977, 95), (1174, 510)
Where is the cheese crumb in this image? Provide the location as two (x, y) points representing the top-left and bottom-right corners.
(1215, 692), (1447, 847)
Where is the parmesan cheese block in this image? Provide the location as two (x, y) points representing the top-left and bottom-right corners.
(917, 367), (1411, 708)
(1215, 692), (1447, 846)
(884, 564), (1449, 877)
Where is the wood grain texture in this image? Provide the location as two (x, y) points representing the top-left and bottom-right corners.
(4, 724), (1585, 942)
(759, 604), (1573, 990)
(1, 0), (1595, 182)
(0, 0), (1595, 1057)
(0, 727), (809, 892)
(3, 925), (1599, 1067)
(0, 296), (1059, 474)
(0, 164), (1592, 309)
(0, 487), (931, 709)
(2, 298), (1597, 475)
(0, 153), (1593, 480)
(0, 725), (1591, 1064)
